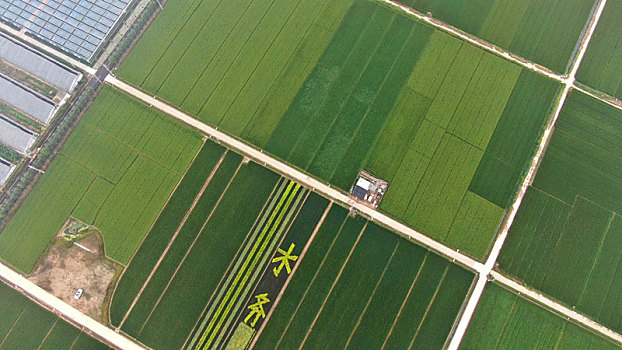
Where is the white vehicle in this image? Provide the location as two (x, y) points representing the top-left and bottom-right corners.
(74, 288), (84, 300)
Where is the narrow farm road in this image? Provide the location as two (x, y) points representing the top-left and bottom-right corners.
(104, 75), (484, 274)
(0, 261), (146, 350)
(106, 64), (622, 347)
(447, 0), (614, 348)
(0, 22), (96, 75)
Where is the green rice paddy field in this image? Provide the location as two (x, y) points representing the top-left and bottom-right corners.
(118, 0), (560, 259)
(398, 0), (596, 74)
(0, 86), (202, 273)
(461, 284), (622, 350)
(576, 0), (622, 99)
(107, 147), (473, 350)
(499, 90), (622, 334)
(0, 281), (109, 349)
(254, 205), (474, 350)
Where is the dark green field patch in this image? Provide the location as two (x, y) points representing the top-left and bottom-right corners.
(130, 163), (279, 350)
(120, 151), (242, 335)
(576, 0), (622, 99)
(254, 212), (473, 349)
(462, 284), (622, 350)
(110, 140), (226, 326)
(0, 282), (108, 349)
(500, 91), (622, 334)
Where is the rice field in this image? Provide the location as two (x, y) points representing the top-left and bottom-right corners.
(0, 86), (202, 273)
(398, 0), (596, 74)
(461, 283), (622, 350)
(0, 281), (109, 349)
(107, 149), (474, 349)
(118, 0), (560, 260)
(576, 0), (622, 99)
(253, 204), (474, 349)
(499, 90), (622, 334)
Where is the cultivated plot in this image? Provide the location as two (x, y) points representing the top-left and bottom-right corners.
(0, 86), (202, 273)
(108, 146), (473, 350)
(109, 157), (318, 349)
(0, 281), (110, 349)
(499, 90), (622, 334)
(253, 204), (474, 350)
(118, 0), (560, 259)
(397, 0), (596, 73)
(576, 0), (622, 99)
(461, 283), (622, 350)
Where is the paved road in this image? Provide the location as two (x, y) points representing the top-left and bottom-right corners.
(105, 75), (484, 274)
(0, 261), (145, 350)
(447, 0), (611, 348)
(0, 23), (95, 75)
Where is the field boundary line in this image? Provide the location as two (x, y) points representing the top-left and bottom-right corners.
(37, 318), (59, 350)
(139, 0), (223, 86)
(573, 85), (622, 111)
(274, 211), (349, 349)
(0, 305), (25, 347)
(249, 200), (333, 349)
(408, 266), (449, 349)
(215, 0), (306, 127)
(375, 0), (622, 113)
(216, 190), (311, 348)
(118, 149), (228, 328)
(327, 18), (419, 181)
(239, 0), (335, 137)
(284, 6), (378, 162)
(0, 262), (146, 350)
(304, 12), (397, 169)
(196, 183), (302, 349)
(195, 0), (282, 119)
(181, 173), (283, 350)
(381, 252), (428, 349)
(212, 189), (310, 349)
(374, 0), (564, 82)
(492, 271), (622, 346)
(104, 74), (483, 274)
(189, 179), (291, 347)
(344, 242), (399, 349)
(446, 0), (612, 348)
(138, 159), (245, 335)
(298, 222), (368, 349)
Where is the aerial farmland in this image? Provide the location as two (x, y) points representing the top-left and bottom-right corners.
(0, 0), (620, 349)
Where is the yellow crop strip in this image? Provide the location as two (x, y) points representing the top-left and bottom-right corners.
(194, 181), (300, 349)
(202, 184), (302, 349)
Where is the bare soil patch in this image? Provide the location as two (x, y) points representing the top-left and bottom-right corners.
(29, 230), (122, 323)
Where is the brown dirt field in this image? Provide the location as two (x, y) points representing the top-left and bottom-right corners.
(28, 233), (121, 323)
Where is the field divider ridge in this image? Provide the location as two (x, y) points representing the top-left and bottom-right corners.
(211, 189), (310, 349)
(118, 149), (229, 329)
(248, 201), (333, 350)
(0, 262), (146, 349)
(197, 182), (303, 349)
(187, 179), (290, 348)
(298, 222), (368, 349)
(446, 0), (619, 348)
(104, 75), (484, 275)
(180, 172), (285, 350)
(189, 180), (305, 349)
(136, 158), (246, 335)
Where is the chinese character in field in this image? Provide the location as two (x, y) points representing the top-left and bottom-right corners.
(245, 293), (270, 327)
(272, 243), (298, 277)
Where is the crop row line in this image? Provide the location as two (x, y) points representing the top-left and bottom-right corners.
(447, 0), (618, 348)
(189, 179), (305, 350)
(105, 42), (622, 347)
